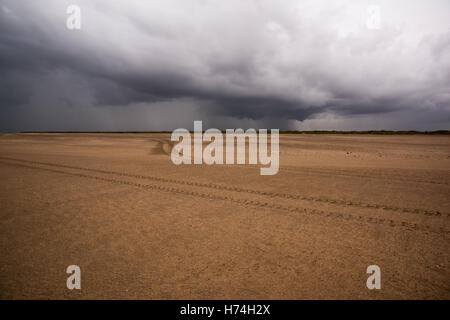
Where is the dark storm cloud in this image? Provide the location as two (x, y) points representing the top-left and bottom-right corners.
(204, 96), (322, 121)
(0, 0), (449, 131)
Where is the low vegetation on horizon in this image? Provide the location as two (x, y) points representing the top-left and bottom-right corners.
(15, 130), (450, 135)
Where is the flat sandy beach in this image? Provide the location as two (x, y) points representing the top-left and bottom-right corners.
(0, 133), (449, 299)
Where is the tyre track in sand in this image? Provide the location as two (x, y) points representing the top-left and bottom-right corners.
(280, 166), (450, 186)
(0, 156), (446, 220)
(150, 138), (450, 186)
(0, 158), (448, 235)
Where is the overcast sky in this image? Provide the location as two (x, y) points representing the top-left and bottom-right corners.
(0, 0), (449, 131)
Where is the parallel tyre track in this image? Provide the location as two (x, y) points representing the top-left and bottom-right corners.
(0, 156), (446, 219)
(148, 139), (450, 186)
(0, 158), (448, 235)
(280, 166), (450, 186)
